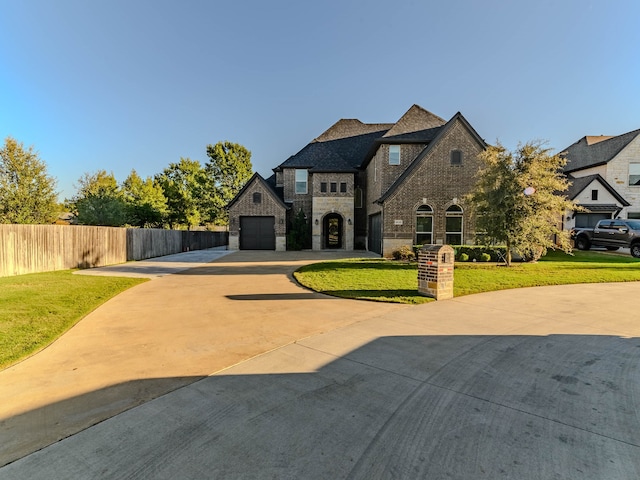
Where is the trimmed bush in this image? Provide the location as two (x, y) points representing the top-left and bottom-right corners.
(458, 253), (469, 262)
(453, 245), (508, 262)
(392, 245), (416, 261)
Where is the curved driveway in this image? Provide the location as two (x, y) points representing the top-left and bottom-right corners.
(1, 250), (640, 479)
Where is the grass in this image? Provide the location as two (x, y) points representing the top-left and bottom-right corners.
(0, 271), (147, 369)
(293, 249), (640, 304)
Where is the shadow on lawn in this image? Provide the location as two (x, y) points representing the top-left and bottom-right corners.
(297, 260), (417, 273)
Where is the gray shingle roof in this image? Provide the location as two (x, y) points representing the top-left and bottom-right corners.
(275, 105), (448, 173)
(561, 129), (640, 173)
(276, 120), (391, 172)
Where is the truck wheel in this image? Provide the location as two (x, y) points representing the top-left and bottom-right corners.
(575, 236), (591, 250)
(631, 243), (640, 258)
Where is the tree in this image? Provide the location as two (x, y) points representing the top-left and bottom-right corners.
(121, 170), (168, 227)
(67, 170), (127, 226)
(467, 141), (579, 266)
(204, 141), (253, 225)
(155, 158), (206, 229)
(287, 209), (310, 250)
(0, 136), (59, 224)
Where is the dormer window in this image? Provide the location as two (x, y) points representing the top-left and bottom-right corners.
(389, 145), (400, 165)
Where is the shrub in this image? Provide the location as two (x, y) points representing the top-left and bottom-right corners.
(458, 253), (469, 262)
(480, 252), (491, 262)
(392, 245), (416, 261)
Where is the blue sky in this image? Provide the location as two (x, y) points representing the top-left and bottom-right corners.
(1, 0), (639, 201)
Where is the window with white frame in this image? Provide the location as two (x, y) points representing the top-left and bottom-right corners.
(445, 205), (463, 245)
(389, 145), (401, 165)
(295, 169), (308, 194)
(416, 205), (433, 245)
(630, 164), (640, 186)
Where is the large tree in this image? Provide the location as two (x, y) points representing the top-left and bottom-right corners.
(67, 170), (127, 226)
(204, 141), (252, 225)
(467, 141), (578, 265)
(155, 158), (206, 229)
(121, 170), (168, 228)
(0, 136), (59, 224)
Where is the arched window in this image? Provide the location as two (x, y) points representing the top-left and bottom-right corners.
(252, 192), (262, 204)
(445, 205), (463, 245)
(416, 205), (433, 245)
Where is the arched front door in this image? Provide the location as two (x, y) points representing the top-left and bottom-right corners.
(324, 213), (343, 249)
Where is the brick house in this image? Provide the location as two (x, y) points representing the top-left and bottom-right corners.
(227, 105), (487, 256)
(561, 129), (640, 228)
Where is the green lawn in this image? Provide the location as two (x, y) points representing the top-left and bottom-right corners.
(0, 271), (146, 369)
(293, 250), (640, 304)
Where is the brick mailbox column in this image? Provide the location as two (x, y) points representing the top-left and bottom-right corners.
(417, 245), (455, 300)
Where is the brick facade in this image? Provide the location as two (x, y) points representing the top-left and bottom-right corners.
(228, 106), (487, 253)
(228, 175), (287, 251)
(367, 118), (485, 256)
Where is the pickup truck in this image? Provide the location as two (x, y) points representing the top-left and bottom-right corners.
(572, 219), (640, 258)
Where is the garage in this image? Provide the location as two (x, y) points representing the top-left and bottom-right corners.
(239, 216), (276, 250)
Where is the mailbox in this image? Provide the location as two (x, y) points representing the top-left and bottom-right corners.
(417, 244), (455, 300)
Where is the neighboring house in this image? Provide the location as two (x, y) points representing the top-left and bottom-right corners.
(228, 105), (487, 256)
(561, 129), (640, 228)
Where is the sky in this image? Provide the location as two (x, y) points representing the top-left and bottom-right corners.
(1, 0), (639, 201)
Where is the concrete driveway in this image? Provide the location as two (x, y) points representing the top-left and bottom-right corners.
(1, 250), (640, 479)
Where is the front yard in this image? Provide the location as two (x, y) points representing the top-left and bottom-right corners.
(293, 250), (640, 304)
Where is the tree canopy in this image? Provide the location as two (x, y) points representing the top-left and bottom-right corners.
(122, 170), (168, 228)
(204, 141), (253, 225)
(467, 141), (578, 265)
(155, 158), (206, 229)
(0, 137), (59, 224)
(67, 170), (127, 226)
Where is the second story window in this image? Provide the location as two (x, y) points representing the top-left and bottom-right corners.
(252, 192), (262, 204)
(320, 182), (327, 193)
(630, 164), (640, 186)
(591, 189), (598, 201)
(295, 169), (308, 194)
(340, 182), (347, 193)
(330, 182), (337, 193)
(389, 145), (400, 165)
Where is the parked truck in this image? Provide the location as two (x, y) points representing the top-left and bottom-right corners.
(572, 219), (640, 258)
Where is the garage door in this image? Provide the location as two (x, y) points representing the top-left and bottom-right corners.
(240, 216), (275, 250)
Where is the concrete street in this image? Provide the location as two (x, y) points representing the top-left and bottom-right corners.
(1, 249), (639, 479)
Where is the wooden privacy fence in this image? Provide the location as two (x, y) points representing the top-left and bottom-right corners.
(0, 225), (228, 277)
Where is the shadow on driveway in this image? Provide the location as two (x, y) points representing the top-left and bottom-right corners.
(3, 333), (640, 479)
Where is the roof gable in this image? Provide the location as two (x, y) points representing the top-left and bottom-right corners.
(566, 173), (630, 206)
(376, 112), (486, 204)
(381, 105), (446, 142)
(562, 129), (640, 173)
(226, 173), (289, 210)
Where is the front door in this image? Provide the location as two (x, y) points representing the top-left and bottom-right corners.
(324, 214), (343, 249)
